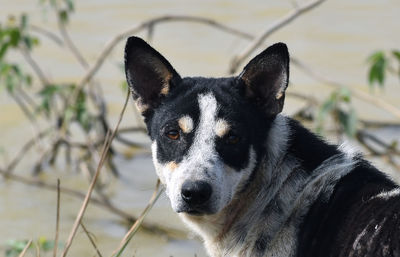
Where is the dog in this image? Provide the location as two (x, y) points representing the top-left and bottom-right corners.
(124, 36), (400, 257)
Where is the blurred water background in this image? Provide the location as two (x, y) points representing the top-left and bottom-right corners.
(0, 0), (399, 256)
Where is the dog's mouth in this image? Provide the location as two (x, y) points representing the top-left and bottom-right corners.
(185, 209), (203, 216)
(176, 205), (213, 216)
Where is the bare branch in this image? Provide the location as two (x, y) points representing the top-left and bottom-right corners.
(111, 180), (163, 257)
(58, 22), (89, 68)
(16, 86), (39, 110)
(65, 14), (255, 115)
(19, 46), (50, 86)
(80, 222), (103, 257)
(30, 25), (64, 46)
(229, 0), (327, 74)
(53, 179), (61, 257)
(291, 57), (400, 120)
(61, 91), (130, 257)
(18, 239), (32, 257)
(9, 93), (37, 124)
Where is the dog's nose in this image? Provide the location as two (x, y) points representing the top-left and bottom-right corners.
(181, 181), (212, 205)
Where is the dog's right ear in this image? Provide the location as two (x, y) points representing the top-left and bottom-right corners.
(124, 36), (181, 116)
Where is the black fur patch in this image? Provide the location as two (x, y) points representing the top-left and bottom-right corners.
(287, 119), (340, 172)
(298, 160), (399, 257)
(254, 233), (268, 256)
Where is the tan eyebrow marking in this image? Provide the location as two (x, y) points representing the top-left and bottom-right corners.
(167, 161), (178, 171)
(178, 115), (194, 133)
(215, 119), (230, 137)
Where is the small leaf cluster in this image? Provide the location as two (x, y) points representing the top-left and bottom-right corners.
(5, 237), (60, 257)
(0, 15), (38, 93)
(317, 87), (357, 137)
(367, 50), (400, 88)
(37, 84), (93, 131)
(39, 0), (75, 24)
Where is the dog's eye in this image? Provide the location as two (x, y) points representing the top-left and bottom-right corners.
(165, 129), (180, 140)
(226, 134), (240, 144)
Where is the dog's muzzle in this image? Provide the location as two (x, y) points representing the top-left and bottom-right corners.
(178, 180), (213, 215)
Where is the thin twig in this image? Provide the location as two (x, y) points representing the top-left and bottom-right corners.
(9, 93), (37, 124)
(5, 111), (51, 176)
(53, 179), (61, 257)
(80, 222), (103, 257)
(34, 241), (41, 257)
(356, 130), (400, 172)
(53, 2), (89, 68)
(64, 14), (255, 123)
(19, 46), (50, 86)
(30, 25), (64, 46)
(360, 120), (400, 128)
(117, 127), (147, 134)
(229, 0), (327, 73)
(16, 86), (39, 110)
(358, 130), (400, 155)
(111, 180), (163, 257)
(60, 91), (130, 257)
(114, 135), (147, 148)
(18, 239), (32, 257)
(58, 21), (89, 68)
(0, 169), (140, 223)
(291, 57), (400, 120)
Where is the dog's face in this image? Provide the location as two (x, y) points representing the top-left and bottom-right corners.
(124, 37), (289, 215)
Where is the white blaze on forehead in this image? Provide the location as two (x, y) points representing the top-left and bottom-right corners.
(215, 119), (230, 138)
(188, 94), (219, 160)
(178, 115), (194, 134)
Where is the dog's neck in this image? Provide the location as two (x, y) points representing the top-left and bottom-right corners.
(180, 116), (357, 257)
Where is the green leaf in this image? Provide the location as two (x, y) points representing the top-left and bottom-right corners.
(25, 74), (32, 86)
(5, 239), (30, 256)
(38, 236), (55, 251)
(339, 87), (351, 102)
(37, 84), (64, 115)
(367, 51), (387, 88)
(38, 84), (63, 96)
(392, 50), (400, 80)
(392, 50), (400, 62)
(65, 0), (75, 12)
(320, 97), (336, 117)
(6, 73), (16, 93)
(338, 108), (357, 137)
(20, 14), (28, 30)
(316, 98), (336, 135)
(58, 10), (69, 24)
(0, 42), (9, 60)
(74, 90), (91, 131)
(8, 28), (21, 46)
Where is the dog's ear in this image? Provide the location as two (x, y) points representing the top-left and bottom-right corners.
(238, 43), (289, 117)
(124, 36), (181, 115)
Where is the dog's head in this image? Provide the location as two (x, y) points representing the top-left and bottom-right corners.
(124, 37), (289, 215)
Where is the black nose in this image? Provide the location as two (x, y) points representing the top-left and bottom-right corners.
(181, 181), (212, 206)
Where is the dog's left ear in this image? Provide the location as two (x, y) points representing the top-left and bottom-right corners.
(124, 36), (181, 116)
(238, 43), (289, 117)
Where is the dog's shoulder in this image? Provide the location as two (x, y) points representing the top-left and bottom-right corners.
(298, 159), (400, 257)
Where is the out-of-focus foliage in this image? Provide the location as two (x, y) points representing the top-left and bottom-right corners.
(5, 237), (59, 257)
(39, 0), (75, 24)
(317, 87), (357, 137)
(0, 15), (37, 93)
(367, 50), (400, 88)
